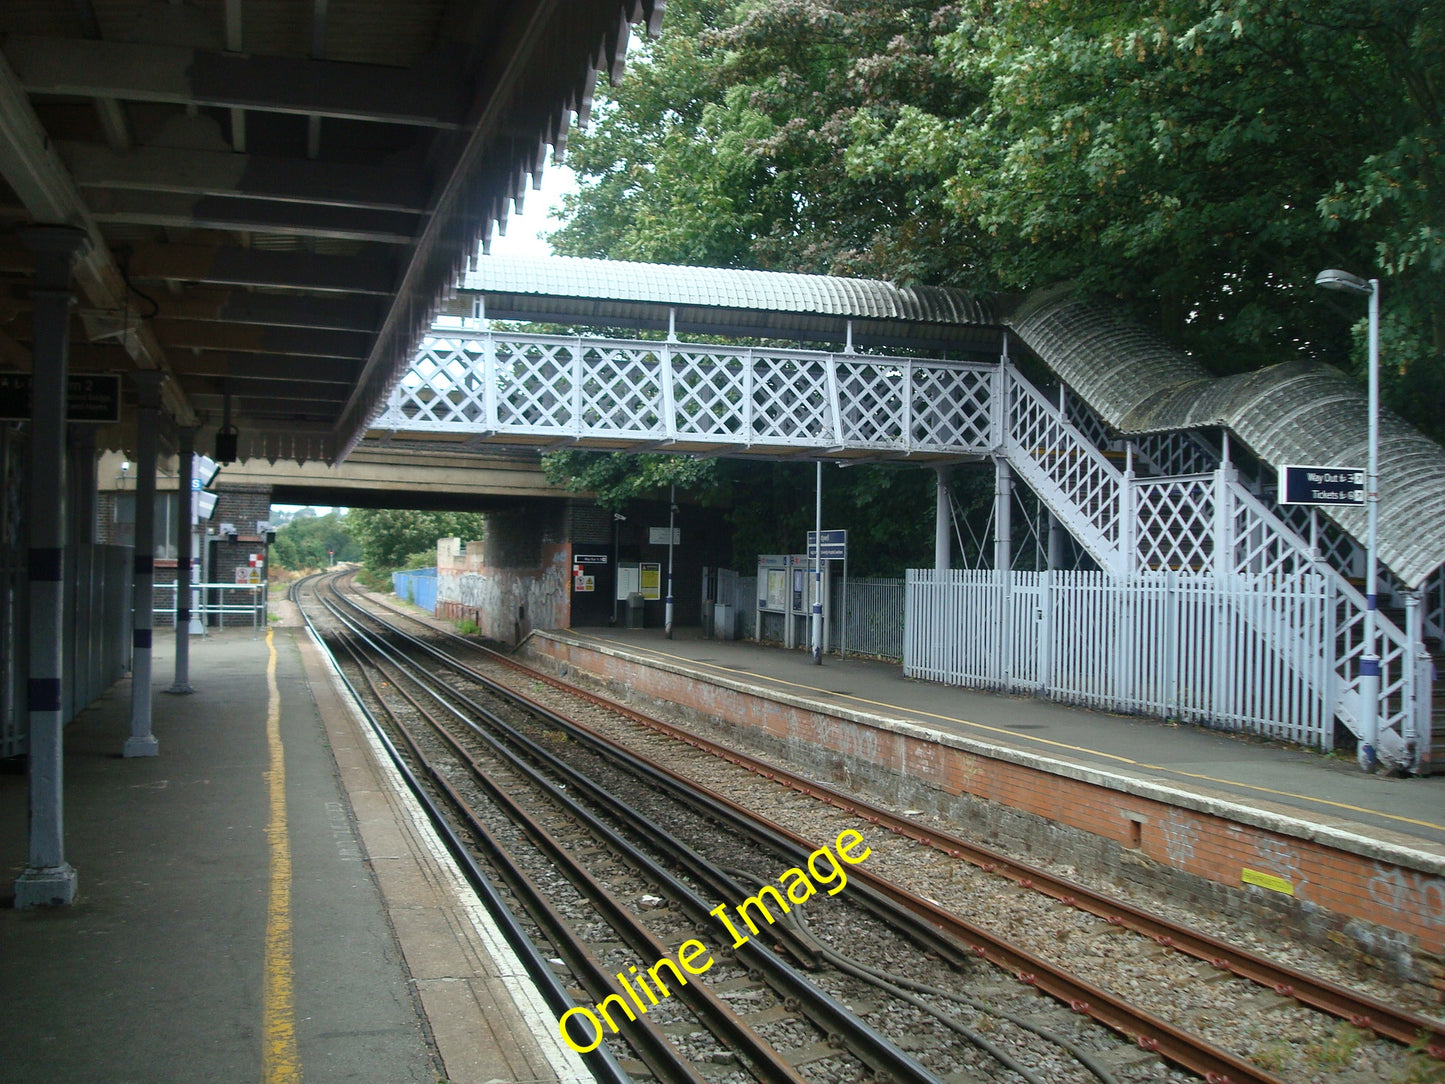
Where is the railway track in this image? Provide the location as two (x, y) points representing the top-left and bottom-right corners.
(294, 572), (1445, 1084)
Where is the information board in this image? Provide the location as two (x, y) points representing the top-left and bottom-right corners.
(0, 373), (122, 422)
(1280, 465), (1366, 506)
(765, 569), (788, 611)
(639, 562), (662, 600)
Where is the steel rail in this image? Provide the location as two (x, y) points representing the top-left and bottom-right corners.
(314, 599), (704, 1084)
(330, 581), (1285, 1083)
(314, 576), (950, 1084)
(347, 582), (1445, 1072)
(389, 594), (1445, 1061)
(287, 575), (638, 1084)
(314, 586), (802, 1084)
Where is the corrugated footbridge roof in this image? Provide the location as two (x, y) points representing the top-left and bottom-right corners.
(458, 258), (1445, 587)
(460, 255), (1004, 353)
(1009, 288), (1445, 588)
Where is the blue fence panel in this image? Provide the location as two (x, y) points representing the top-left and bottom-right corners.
(392, 567), (438, 613)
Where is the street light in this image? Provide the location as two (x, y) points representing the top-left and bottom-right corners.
(1315, 267), (1380, 771)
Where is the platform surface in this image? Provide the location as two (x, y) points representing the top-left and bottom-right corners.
(561, 626), (1445, 856)
(1, 622), (586, 1084)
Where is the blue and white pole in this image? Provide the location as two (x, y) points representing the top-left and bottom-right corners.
(664, 484), (676, 639)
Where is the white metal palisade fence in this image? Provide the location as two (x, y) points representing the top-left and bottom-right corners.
(904, 568), (1337, 749)
(834, 577), (906, 659)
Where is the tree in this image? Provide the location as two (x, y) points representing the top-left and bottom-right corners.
(543, 448), (943, 576)
(346, 509), (488, 576)
(270, 511), (360, 571)
(555, 0), (1445, 436)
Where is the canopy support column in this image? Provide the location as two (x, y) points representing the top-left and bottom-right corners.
(14, 224), (87, 909)
(124, 372), (164, 757)
(168, 426), (196, 694)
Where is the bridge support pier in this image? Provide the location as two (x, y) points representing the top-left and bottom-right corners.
(994, 458), (1013, 573)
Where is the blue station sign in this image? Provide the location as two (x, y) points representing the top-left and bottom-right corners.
(806, 529), (848, 560)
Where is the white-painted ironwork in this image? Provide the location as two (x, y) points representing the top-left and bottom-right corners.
(381, 326), (1439, 770)
(379, 330), (999, 456)
(905, 569), (1336, 749)
(998, 361), (1123, 572)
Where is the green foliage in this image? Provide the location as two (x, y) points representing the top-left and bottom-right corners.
(542, 448), (942, 576)
(1392, 1031), (1445, 1082)
(556, 0), (1445, 437)
(270, 511), (359, 571)
(541, 450), (725, 511)
(346, 508), (487, 578)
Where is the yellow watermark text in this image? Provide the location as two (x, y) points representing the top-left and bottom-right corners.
(557, 828), (871, 1053)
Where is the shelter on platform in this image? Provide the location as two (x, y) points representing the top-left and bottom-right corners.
(0, 0), (658, 907)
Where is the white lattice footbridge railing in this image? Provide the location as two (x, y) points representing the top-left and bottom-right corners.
(1127, 466), (1426, 770)
(379, 331), (1431, 769)
(995, 364), (1427, 769)
(376, 332), (1000, 457)
(999, 365), (1126, 573)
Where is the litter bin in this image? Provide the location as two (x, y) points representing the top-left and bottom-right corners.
(626, 591), (645, 629)
(714, 603), (734, 640)
(701, 599), (715, 638)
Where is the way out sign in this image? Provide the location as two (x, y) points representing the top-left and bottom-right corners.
(1280, 465), (1366, 506)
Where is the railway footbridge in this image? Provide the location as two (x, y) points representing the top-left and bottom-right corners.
(368, 256), (1445, 775)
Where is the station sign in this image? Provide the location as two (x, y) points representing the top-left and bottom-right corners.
(806, 529), (848, 560)
(0, 373), (122, 422)
(1280, 465), (1366, 506)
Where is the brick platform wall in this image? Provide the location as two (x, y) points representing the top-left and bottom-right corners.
(524, 632), (1445, 1003)
(203, 485), (273, 627)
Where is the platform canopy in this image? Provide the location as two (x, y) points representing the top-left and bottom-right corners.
(0, 0), (660, 464)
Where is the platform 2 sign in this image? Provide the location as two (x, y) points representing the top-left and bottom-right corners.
(0, 373), (122, 423)
(1280, 465), (1366, 506)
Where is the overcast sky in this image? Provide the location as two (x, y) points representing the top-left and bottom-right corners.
(486, 163), (577, 259)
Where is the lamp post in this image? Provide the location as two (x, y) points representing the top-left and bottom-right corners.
(812, 460), (823, 665)
(1315, 268), (1380, 772)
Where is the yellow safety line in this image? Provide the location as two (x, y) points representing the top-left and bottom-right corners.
(262, 627), (301, 1083)
(597, 637), (1445, 835)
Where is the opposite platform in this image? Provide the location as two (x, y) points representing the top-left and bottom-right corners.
(549, 627), (1445, 853)
(526, 626), (1445, 994)
(1, 623), (588, 1084)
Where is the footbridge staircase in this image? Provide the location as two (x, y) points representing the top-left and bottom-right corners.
(368, 260), (1445, 773)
